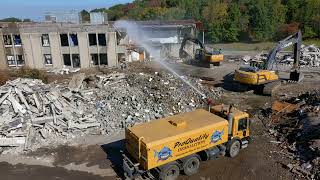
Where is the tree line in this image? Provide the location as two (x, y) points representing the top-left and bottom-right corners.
(88, 0), (320, 43)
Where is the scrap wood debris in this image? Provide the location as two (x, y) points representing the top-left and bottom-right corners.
(262, 90), (320, 179)
(0, 71), (222, 153)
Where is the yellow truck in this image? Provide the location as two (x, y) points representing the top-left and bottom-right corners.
(123, 104), (250, 179)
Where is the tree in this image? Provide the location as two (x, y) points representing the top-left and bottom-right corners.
(301, 0), (320, 38)
(80, 10), (90, 23)
(202, 0), (228, 42)
(0, 17), (22, 22)
(223, 3), (243, 41)
(248, 0), (286, 41)
(178, 0), (207, 20)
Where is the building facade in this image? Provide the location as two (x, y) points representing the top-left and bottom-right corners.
(0, 22), (122, 69)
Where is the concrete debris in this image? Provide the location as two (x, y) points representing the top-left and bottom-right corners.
(263, 90), (320, 179)
(0, 137), (26, 147)
(0, 71), (222, 153)
(68, 73), (86, 92)
(46, 67), (81, 75)
(242, 44), (320, 67)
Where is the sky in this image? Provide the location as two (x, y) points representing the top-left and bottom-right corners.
(0, 0), (133, 21)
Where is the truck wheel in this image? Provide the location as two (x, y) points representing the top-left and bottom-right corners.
(227, 140), (241, 158)
(182, 156), (200, 176)
(159, 164), (180, 180)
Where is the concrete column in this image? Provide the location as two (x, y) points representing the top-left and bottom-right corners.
(0, 33), (7, 69)
(49, 33), (63, 68)
(29, 34), (43, 69)
(21, 34), (35, 68)
(107, 32), (117, 67)
(78, 32), (90, 68)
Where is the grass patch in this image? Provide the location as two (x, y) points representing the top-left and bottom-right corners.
(303, 39), (320, 47)
(211, 42), (276, 51)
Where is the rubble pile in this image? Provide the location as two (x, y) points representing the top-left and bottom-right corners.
(264, 90), (320, 179)
(0, 71), (222, 153)
(242, 44), (320, 67)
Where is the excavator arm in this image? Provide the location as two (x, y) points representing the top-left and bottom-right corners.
(179, 35), (206, 59)
(264, 31), (302, 81)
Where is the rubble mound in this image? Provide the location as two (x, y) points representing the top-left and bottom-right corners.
(265, 90), (320, 179)
(0, 71), (222, 153)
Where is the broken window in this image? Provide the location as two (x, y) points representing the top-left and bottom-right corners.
(41, 34), (50, 47)
(7, 55), (15, 66)
(100, 53), (108, 65)
(89, 33), (97, 46)
(91, 54), (99, 65)
(16, 55), (24, 65)
(69, 33), (78, 46)
(63, 54), (71, 66)
(98, 34), (106, 46)
(60, 34), (69, 46)
(3, 35), (12, 46)
(44, 54), (53, 65)
(13, 35), (22, 46)
(72, 54), (80, 68)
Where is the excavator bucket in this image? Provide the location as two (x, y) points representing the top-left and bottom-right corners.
(289, 71), (303, 82)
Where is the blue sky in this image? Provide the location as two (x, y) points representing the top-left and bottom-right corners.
(0, 0), (133, 21)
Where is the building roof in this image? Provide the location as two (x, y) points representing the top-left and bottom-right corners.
(0, 22), (112, 34)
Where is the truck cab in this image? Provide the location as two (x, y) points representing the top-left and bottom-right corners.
(210, 104), (250, 140)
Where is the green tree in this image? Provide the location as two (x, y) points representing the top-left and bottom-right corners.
(223, 3), (243, 41)
(80, 10), (90, 23)
(248, 0), (286, 41)
(202, 0), (228, 42)
(0, 17), (22, 22)
(178, 0), (207, 20)
(301, 0), (320, 38)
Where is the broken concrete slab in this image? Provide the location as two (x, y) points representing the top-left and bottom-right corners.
(68, 73), (86, 92)
(0, 137), (26, 147)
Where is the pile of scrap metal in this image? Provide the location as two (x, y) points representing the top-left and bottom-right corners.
(264, 90), (320, 179)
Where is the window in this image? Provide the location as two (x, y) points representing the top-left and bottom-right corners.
(90, 53), (107, 66)
(98, 34), (106, 46)
(63, 54), (71, 66)
(3, 35), (12, 46)
(72, 54), (80, 68)
(41, 34), (50, 47)
(13, 35), (22, 46)
(60, 34), (69, 46)
(91, 54), (99, 65)
(238, 118), (248, 131)
(7, 55), (15, 66)
(69, 33), (78, 46)
(16, 55), (24, 65)
(89, 33), (97, 46)
(100, 53), (108, 65)
(44, 54), (52, 65)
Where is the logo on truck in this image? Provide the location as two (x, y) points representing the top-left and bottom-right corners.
(211, 129), (224, 143)
(154, 146), (173, 161)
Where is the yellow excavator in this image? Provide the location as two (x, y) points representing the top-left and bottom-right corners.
(179, 35), (224, 67)
(234, 31), (303, 95)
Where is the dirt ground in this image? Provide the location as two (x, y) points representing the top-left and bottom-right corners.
(0, 60), (319, 180)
